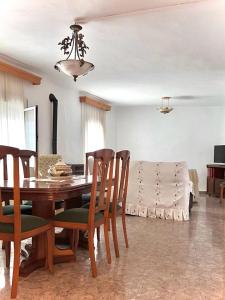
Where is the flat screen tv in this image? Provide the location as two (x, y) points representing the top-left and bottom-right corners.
(214, 145), (225, 163)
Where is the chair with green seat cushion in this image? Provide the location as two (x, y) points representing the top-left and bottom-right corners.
(18, 150), (38, 214)
(108, 150), (130, 258)
(53, 148), (115, 278)
(0, 151), (35, 216)
(0, 145), (53, 298)
(91, 151), (130, 257)
(2, 150), (37, 217)
(80, 151), (95, 206)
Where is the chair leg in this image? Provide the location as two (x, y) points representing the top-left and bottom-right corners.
(72, 229), (79, 260)
(111, 217), (120, 258)
(96, 227), (100, 241)
(122, 212), (129, 248)
(108, 219), (111, 231)
(88, 228), (97, 277)
(104, 221), (111, 264)
(2, 240), (5, 249)
(11, 240), (21, 299)
(46, 229), (53, 273)
(5, 241), (11, 268)
(74, 229), (79, 250)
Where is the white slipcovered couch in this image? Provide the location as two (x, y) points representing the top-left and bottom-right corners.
(126, 161), (192, 221)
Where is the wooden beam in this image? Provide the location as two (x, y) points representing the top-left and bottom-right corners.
(80, 96), (111, 111)
(0, 60), (41, 85)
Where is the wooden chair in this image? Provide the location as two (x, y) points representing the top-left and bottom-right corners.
(0, 154), (9, 204)
(85, 151), (95, 176)
(83, 150), (105, 242)
(81, 151), (95, 206)
(110, 150), (130, 257)
(53, 149), (114, 277)
(0, 145), (53, 298)
(2, 149), (38, 216)
(19, 149), (38, 210)
(220, 182), (225, 204)
(19, 149), (38, 178)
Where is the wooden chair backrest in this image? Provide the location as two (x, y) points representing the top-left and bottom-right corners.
(0, 146), (21, 236)
(112, 150), (130, 213)
(88, 149), (114, 225)
(19, 150), (38, 178)
(85, 151), (95, 176)
(0, 154), (8, 180)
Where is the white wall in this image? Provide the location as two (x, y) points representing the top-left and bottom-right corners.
(25, 73), (225, 191)
(24, 76), (83, 163)
(105, 106), (116, 150)
(115, 105), (225, 191)
(24, 76), (116, 163)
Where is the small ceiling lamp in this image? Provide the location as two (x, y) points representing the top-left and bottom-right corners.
(54, 23), (94, 81)
(159, 96), (173, 114)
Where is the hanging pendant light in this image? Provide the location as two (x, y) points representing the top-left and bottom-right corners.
(54, 23), (94, 81)
(159, 96), (173, 114)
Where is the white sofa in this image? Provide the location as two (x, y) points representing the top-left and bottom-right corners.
(126, 161), (192, 221)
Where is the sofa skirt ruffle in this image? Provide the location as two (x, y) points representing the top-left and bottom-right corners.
(125, 204), (189, 221)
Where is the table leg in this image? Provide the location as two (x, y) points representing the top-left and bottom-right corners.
(19, 196), (86, 277)
(19, 201), (54, 276)
(55, 196), (89, 249)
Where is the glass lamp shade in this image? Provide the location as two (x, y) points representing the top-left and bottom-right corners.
(159, 96), (173, 114)
(55, 59), (94, 81)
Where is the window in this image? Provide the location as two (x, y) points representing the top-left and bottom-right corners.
(81, 102), (106, 153)
(24, 106), (38, 152)
(0, 71), (25, 148)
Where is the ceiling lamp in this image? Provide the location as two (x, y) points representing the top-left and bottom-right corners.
(159, 96), (173, 114)
(54, 23), (94, 81)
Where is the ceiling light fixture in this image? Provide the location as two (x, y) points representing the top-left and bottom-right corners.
(54, 23), (94, 81)
(159, 96), (173, 114)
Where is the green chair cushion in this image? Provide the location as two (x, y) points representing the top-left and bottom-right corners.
(81, 193), (91, 206)
(81, 201), (91, 209)
(82, 201), (121, 213)
(23, 201), (33, 206)
(3, 205), (32, 215)
(109, 203), (122, 213)
(54, 207), (103, 224)
(0, 215), (49, 233)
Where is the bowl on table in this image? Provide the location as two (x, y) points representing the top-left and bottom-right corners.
(48, 160), (72, 177)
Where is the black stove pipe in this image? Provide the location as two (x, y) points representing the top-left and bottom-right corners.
(49, 93), (58, 154)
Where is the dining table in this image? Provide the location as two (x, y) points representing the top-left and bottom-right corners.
(1, 175), (94, 277)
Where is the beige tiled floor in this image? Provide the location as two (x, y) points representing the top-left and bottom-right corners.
(0, 196), (224, 299)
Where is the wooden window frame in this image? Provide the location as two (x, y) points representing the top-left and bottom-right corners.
(80, 96), (111, 111)
(0, 60), (41, 85)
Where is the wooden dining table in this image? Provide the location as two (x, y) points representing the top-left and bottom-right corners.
(1, 175), (93, 277)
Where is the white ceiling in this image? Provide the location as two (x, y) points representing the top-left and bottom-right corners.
(1, 0), (225, 106)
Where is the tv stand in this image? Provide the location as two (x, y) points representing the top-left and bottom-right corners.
(207, 164), (225, 197)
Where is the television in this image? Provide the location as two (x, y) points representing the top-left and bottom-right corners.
(214, 145), (225, 163)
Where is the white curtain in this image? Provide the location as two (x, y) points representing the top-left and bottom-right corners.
(81, 102), (106, 154)
(0, 71), (25, 148)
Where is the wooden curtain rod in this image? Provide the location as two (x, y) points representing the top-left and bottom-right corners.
(80, 96), (111, 111)
(0, 60), (41, 85)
